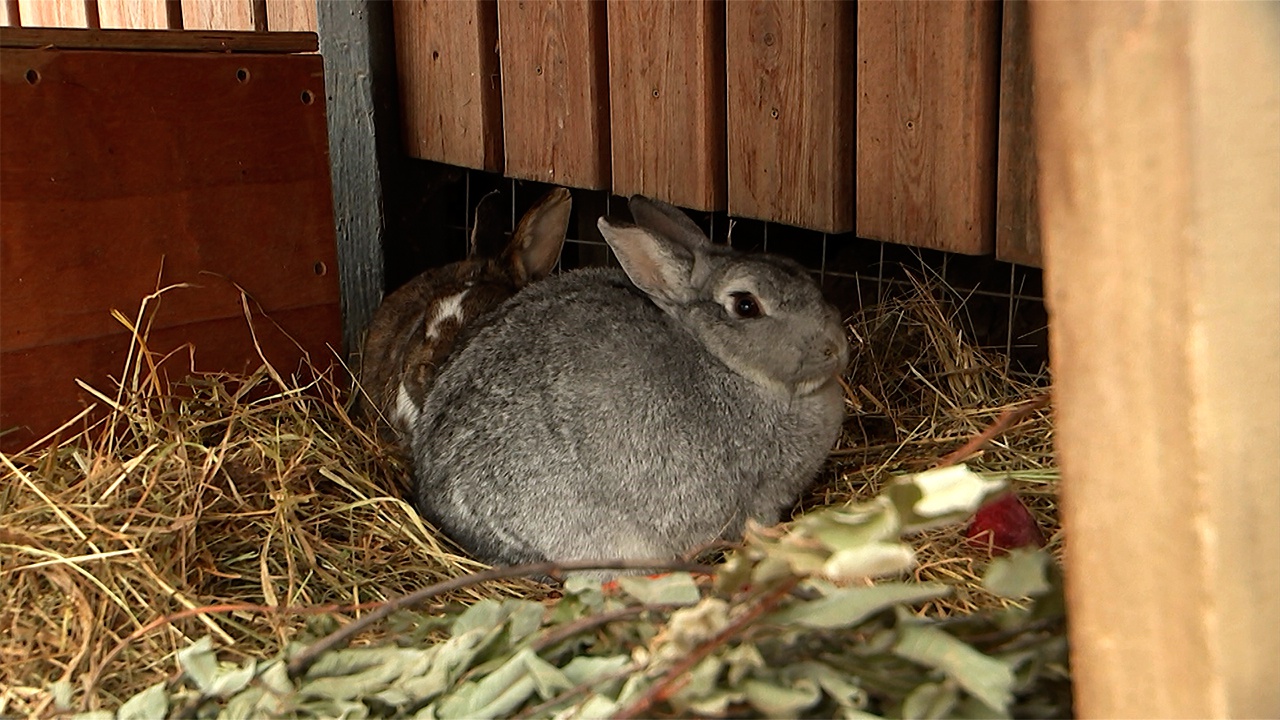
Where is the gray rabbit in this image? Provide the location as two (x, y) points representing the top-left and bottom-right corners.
(357, 187), (571, 446)
(413, 196), (849, 567)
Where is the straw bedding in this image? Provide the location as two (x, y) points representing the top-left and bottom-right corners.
(0, 274), (1055, 716)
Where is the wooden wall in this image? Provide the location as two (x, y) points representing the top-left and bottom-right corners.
(1033, 1), (1280, 716)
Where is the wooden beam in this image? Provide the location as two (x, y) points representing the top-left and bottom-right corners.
(607, 0), (726, 212)
(726, 0), (854, 234)
(994, 0), (1040, 266)
(317, 0), (398, 355)
(0, 27), (317, 52)
(1032, 1), (1280, 716)
(497, 0), (610, 189)
(856, 0), (1001, 253)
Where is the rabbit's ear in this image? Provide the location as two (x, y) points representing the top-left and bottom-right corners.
(510, 187), (572, 282)
(598, 217), (695, 305)
(470, 190), (507, 259)
(627, 196), (710, 250)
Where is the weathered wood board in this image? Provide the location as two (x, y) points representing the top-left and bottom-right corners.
(266, 0), (316, 33)
(16, 0), (88, 28)
(995, 0), (1040, 266)
(726, 0), (854, 233)
(606, 0), (725, 211)
(393, 0), (503, 172)
(97, 0), (171, 29)
(856, 0), (1001, 253)
(497, 0), (610, 189)
(0, 47), (340, 451)
(181, 0), (255, 31)
(1033, 1), (1280, 716)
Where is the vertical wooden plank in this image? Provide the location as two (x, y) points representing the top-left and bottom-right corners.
(856, 0), (1000, 253)
(497, 0), (609, 189)
(726, 0), (854, 233)
(266, 0), (315, 32)
(16, 0), (88, 27)
(606, 0), (725, 211)
(994, 0), (1039, 266)
(1033, 2), (1280, 717)
(182, 0), (254, 31)
(97, 0), (169, 29)
(317, 0), (399, 353)
(393, 0), (501, 172)
(1, 1), (19, 26)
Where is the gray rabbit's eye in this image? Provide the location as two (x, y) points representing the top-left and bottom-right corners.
(730, 292), (763, 319)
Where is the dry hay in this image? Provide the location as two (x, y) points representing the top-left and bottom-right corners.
(0, 273), (1056, 716)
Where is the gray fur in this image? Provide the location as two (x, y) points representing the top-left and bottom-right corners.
(412, 196), (849, 566)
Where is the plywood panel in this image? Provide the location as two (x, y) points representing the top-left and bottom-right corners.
(16, 0), (87, 27)
(98, 0), (170, 29)
(0, 48), (340, 450)
(1032, 2), (1280, 716)
(266, 0), (315, 32)
(726, 0), (854, 233)
(607, 0), (725, 211)
(393, 0), (502, 171)
(994, 0), (1039, 266)
(856, 0), (1000, 253)
(497, 0), (609, 189)
(182, 0), (254, 31)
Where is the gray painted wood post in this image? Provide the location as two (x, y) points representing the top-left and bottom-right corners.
(316, 0), (399, 356)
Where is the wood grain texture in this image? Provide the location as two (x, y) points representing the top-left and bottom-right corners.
(0, 26), (316, 51)
(97, 0), (169, 29)
(394, 0), (502, 171)
(856, 0), (1000, 253)
(497, 0), (610, 189)
(607, 0), (725, 211)
(726, 0), (854, 233)
(16, 0), (87, 27)
(181, 0), (253, 30)
(1033, 2), (1280, 716)
(994, 0), (1039, 266)
(317, 0), (397, 353)
(265, 0), (314, 32)
(0, 47), (340, 450)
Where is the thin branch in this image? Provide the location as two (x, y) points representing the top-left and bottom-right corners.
(611, 576), (802, 720)
(531, 603), (685, 653)
(934, 393), (1051, 467)
(287, 558), (714, 678)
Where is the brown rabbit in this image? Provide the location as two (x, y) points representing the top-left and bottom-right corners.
(357, 187), (572, 444)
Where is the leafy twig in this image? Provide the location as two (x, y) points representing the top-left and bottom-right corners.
(531, 603), (685, 653)
(611, 576), (802, 720)
(287, 558), (714, 677)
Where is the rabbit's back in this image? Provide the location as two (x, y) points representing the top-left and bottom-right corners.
(414, 268), (844, 566)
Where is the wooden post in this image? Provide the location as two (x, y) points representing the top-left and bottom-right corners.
(1032, 2), (1280, 717)
(317, 0), (397, 355)
(994, 0), (1039, 267)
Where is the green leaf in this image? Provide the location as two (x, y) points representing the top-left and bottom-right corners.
(204, 657), (258, 698)
(983, 550), (1052, 599)
(177, 635), (219, 693)
(822, 542), (916, 582)
(902, 681), (960, 720)
(452, 599), (502, 636)
(894, 625), (1014, 713)
(792, 662), (867, 711)
(506, 600), (547, 645)
(802, 502), (900, 551)
(521, 650), (574, 699)
(560, 654), (632, 686)
(769, 583), (950, 629)
(742, 677), (822, 717)
(617, 572), (700, 606)
(117, 682), (168, 720)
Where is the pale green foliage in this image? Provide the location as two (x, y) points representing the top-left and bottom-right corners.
(77, 466), (1070, 719)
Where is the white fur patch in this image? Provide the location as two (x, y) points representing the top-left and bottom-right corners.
(390, 382), (419, 433)
(425, 290), (469, 340)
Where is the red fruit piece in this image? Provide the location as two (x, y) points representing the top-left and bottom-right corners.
(965, 492), (1047, 553)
